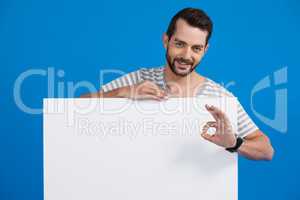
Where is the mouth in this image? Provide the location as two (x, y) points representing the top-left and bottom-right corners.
(175, 60), (192, 70)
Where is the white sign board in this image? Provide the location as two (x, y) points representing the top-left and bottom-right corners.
(43, 98), (238, 200)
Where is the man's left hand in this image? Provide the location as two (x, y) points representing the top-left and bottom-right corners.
(201, 104), (237, 148)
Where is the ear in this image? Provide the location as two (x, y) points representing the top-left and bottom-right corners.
(162, 33), (169, 49)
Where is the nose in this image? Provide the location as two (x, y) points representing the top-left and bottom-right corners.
(181, 47), (192, 60)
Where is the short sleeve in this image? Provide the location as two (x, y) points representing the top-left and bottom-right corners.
(198, 78), (259, 138)
(236, 100), (259, 138)
(101, 70), (142, 93)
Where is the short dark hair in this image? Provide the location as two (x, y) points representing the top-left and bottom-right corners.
(166, 8), (213, 45)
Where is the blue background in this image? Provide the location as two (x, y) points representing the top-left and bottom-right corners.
(0, 0), (299, 199)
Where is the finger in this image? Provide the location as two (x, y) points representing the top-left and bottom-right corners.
(205, 104), (221, 121)
(139, 83), (164, 96)
(219, 121), (226, 135)
(136, 94), (162, 101)
(144, 81), (167, 96)
(142, 87), (167, 99)
(202, 121), (217, 133)
(202, 125), (209, 133)
(202, 127), (216, 136)
(210, 105), (230, 123)
(206, 121), (217, 128)
(201, 133), (215, 142)
(136, 84), (159, 96)
(214, 106), (229, 121)
(205, 104), (230, 123)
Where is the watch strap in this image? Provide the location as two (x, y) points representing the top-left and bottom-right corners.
(226, 137), (244, 153)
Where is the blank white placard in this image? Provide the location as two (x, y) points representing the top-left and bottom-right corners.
(43, 97), (238, 200)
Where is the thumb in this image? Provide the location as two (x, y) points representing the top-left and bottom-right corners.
(201, 133), (215, 142)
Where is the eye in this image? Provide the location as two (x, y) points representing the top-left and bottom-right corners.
(175, 42), (184, 48)
(193, 46), (202, 53)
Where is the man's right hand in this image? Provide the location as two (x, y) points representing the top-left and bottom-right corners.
(117, 80), (168, 101)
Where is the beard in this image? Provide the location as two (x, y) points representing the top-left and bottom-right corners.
(166, 48), (199, 77)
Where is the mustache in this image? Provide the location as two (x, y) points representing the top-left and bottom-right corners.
(175, 58), (194, 65)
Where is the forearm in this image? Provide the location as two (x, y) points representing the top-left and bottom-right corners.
(237, 133), (274, 161)
(80, 87), (127, 98)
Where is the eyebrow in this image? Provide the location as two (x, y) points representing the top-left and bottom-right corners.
(174, 38), (205, 48)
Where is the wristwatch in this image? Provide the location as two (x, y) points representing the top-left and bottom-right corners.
(225, 137), (244, 153)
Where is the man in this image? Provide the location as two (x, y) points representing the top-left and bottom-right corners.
(81, 8), (274, 161)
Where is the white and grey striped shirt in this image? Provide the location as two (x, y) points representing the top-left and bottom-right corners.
(101, 66), (258, 138)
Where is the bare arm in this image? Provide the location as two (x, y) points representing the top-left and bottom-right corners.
(237, 129), (274, 161)
(80, 88), (122, 98)
(80, 80), (167, 100)
(201, 105), (274, 161)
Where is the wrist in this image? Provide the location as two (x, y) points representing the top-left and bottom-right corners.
(116, 86), (129, 98)
(226, 137), (237, 149)
(226, 137), (244, 153)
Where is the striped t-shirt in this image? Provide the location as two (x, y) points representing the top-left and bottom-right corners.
(101, 66), (258, 138)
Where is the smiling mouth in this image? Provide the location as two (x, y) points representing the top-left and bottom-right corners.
(175, 60), (192, 70)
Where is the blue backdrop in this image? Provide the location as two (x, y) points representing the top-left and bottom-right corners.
(0, 0), (299, 199)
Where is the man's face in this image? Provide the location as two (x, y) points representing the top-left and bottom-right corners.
(164, 18), (209, 77)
